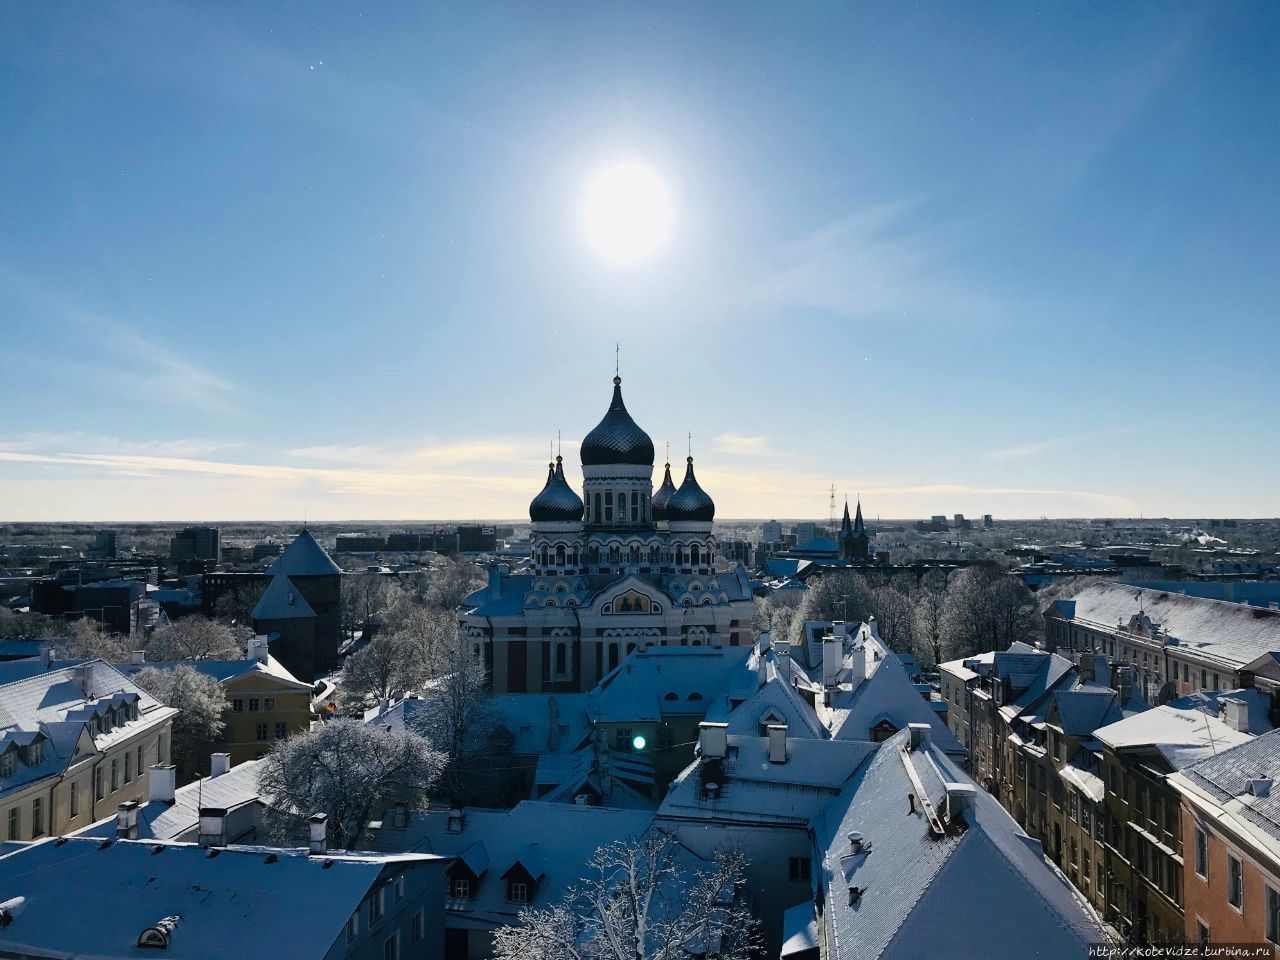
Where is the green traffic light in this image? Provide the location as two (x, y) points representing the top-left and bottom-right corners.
(632, 735), (647, 751)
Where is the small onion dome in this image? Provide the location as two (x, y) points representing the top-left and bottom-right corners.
(580, 376), (655, 467)
(529, 457), (585, 522)
(651, 462), (677, 521)
(667, 456), (715, 522)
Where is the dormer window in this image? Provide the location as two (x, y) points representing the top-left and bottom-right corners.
(449, 876), (472, 899)
(508, 880), (529, 903)
(0, 751), (14, 778)
(26, 741), (42, 765)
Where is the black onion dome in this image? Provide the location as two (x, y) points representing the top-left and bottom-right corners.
(651, 462), (677, 521)
(580, 377), (655, 467)
(667, 456), (715, 522)
(530, 457), (585, 522)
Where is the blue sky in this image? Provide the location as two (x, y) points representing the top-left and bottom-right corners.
(1, 2), (1277, 520)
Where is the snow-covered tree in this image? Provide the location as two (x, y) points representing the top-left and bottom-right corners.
(338, 630), (429, 707)
(146, 615), (247, 661)
(492, 833), (759, 960)
(421, 556), (484, 611)
(133, 665), (227, 782)
(912, 568), (949, 667)
(788, 571), (875, 646)
(258, 719), (444, 850)
(62, 617), (133, 661)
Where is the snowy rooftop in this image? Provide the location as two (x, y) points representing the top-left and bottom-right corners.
(117, 654), (309, 690)
(588, 646), (755, 724)
(251, 573), (316, 621)
(267, 530), (342, 578)
(1094, 704), (1251, 768)
(1169, 687), (1275, 735)
(815, 729), (1106, 960)
(1054, 581), (1280, 671)
(1179, 728), (1280, 842)
(366, 800), (654, 927)
(0, 836), (444, 959)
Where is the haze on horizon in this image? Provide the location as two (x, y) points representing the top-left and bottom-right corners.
(1, 2), (1277, 522)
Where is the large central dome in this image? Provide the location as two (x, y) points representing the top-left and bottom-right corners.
(580, 376), (655, 467)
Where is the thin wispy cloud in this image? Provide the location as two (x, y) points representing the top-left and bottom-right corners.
(982, 439), (1063, 462)
(711, 433), (770, 456)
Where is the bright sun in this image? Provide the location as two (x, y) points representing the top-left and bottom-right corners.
(579, 161), (674, 265)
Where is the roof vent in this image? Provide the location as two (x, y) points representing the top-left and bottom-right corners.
(446, 808), (466, 834)
(847, 886), (863, 906)
(945, 782), (977, 824)
(698, 722), (728, 760)
(0, 896), (25, 928)
(137, 915), (181, 949)
(1249, 778), (1273, 798)
(908, 723), (931, 750)
(704, 782), (720, 801)
(847, 832), (868, 855)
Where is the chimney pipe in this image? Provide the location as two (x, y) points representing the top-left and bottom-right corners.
(822, 636), (843, 687)
(945, 782), (977, 823)
(210, 753), (231, 778)
(248, 636), (269, 664)
(848, 831), (865, 854)
(198, 807), (228, 848)
(73, 663), (90, 696)
(908, 723), (931, 750)
(1249, 778), (1273, 798)
(131, 650), (145, 667)
(309, 813), (328, 854)
(767, 723), (788, 764)
(148, 764), (177, 804)
(1223, 697), (1250, 734)
(116, 800), (139, 840)
(698, 722), (729, 760)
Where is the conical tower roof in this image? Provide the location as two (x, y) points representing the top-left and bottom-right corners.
(651, 461), (677, 521)
(269, 530), (341, 578)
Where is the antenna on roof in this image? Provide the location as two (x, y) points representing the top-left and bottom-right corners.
(687, 432), (692, 458)
(615, 342), (620, 378)
(557, 431), (561, 458)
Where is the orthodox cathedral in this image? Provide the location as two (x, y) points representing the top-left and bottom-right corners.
(458, 376), (755, 695)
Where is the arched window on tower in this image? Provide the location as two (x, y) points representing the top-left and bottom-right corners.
(629, 544), (640, 564)
(570, 545), (580, 566)
(589, 544), (600, 565)
(608, 544), (621, 565)
(555, 544), (565, 566)
(648, 544), (661, 565)
(630, 491), (639, 523)
(675, 546), (686, 566)
(594, 493), (602, 522)
(690, 545), (701, 566)
(604, 491), (614, 523)
(539, 545), (549, 566)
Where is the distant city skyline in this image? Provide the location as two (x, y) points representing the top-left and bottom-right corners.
(2, 2), (1277, 520)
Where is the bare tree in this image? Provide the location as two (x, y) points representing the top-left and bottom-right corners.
(912, 569), (949, 668)
(422, 556), (484, 611)
(258, 719), (444, 850)
(133, 665), (227, 783)
(788, 571), (875, 646)
(341, 573), (401, 643)
(871, 579), (916, 654)
(146, 615), (247, 661)
(338, 630), (429, 707)
(492, 833), (759, 960)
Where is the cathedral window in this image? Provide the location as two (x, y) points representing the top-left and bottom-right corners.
(594, 493), (601, 521)
(628, 545), (640, 564)
(556, 644), (568, 676)
(690, 545), (700, 565)
(589, 545), (600, 564)
(539, 546), (549, 566)
(630, 491), (638, 522)
(604, 491), (613, 523)
(555, 544), (565, 565)
(649, 545), (661, 565)
(675, 547), (686, 566)
(608, 544), (621, 564)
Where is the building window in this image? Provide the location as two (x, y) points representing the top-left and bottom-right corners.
(1195, 827), (1208, 878)
(368, 886), (386, 924)
(1197, 920), (1209, 945)
(232, 699), (244, 713)
(275, 722), (287, 740)
(383, 931), (399, 960)
(137, 745), (145, 779)
(0, 752), (13, 778)
(1267, 887), (1280, 945)
(789, 857), (811, 882)
(124, 752), (132, 784)
(1229, 853), (1244, 910)
(264, 697), (276, 711)
(509, 880), (529, 903)
(556, 644), (568, 677)
(347, 914), (359, 943)
(256, 723), (269, 741)
(7, 807), (17, 841)
(31, 798), (43, 838)
(395, 875), (405, 901)
(70, 781), (79, 819)
(614, 728), (633, 753)
(450, 876), (472, 899)
(249, 698), (260, 712)
(412, 909), (424, 943)
(110, 759), (118, 792)
(95, 765), (104, 800)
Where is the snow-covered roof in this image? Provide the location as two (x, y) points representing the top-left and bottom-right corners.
(1060, 761), (1105, 804)
(117, 655), (309, 690)
(251, 573), (316, 621)
(1047, 685), (1122, 737)
(588, 646), (755, 724)
(490, 693), (592, 755)
(815, 730), (1106, 960)
(1055, 581), (1280, 671)
(660, 734), (876, 826)
(1179, 728), (1280, 842)
(1094, 704), (1251, 768)
(1169, 688), (1275, 735)
(367, 801), (654, 928)
(268, 529), (342, 578)
(0, 836), (445, 959)
(781, 900), (820, 957)
(707, 672), (826, 741)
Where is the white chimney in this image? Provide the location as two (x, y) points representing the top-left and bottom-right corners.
(822, 636), (843, 687)
(698, 721), (729, 760)
(1249, 778), (1273, 798)
(908, 722), (931, 750)
(945, 782), (977, 822)
(309, 813), (328, 854)
(847, 831), (866, 855)
(758, 630), (772, 653)
(116, 800), (139, 840)
(775, 639), (792, 684)
(1223, 697), (1250, 734)
(131, 650), (145, 666)
(847, 641), (866, 689)
(39, 646), (52, 670)
(446, 808), (465, 834)
(248, 635), (269, 664)
(73, 663), (90, 696)
(832, 620), (850, 640)
(767, 723), (788, 764)
(148, 764), (177, 804)
(198, 807), (227, 848)
(210, 753), (231, 778)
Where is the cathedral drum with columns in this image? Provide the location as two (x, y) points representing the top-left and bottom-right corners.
(458, 376), (756, 695)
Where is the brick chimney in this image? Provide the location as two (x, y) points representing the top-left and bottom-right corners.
(210, 753), (231, 778)
(198, 807), (227, 848)
(767, 723), (788, 764)
(698, 721), (729, 760)
(115, 800), (139, 840)
(309, 813), (328, 854)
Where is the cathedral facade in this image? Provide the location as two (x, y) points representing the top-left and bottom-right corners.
(458, 376), (755, 694)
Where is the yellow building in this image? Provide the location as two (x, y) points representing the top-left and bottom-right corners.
(122, 637), (314, 771)
(0, 660), (177, 841)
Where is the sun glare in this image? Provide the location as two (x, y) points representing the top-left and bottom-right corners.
(579, 161), (674, 265)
